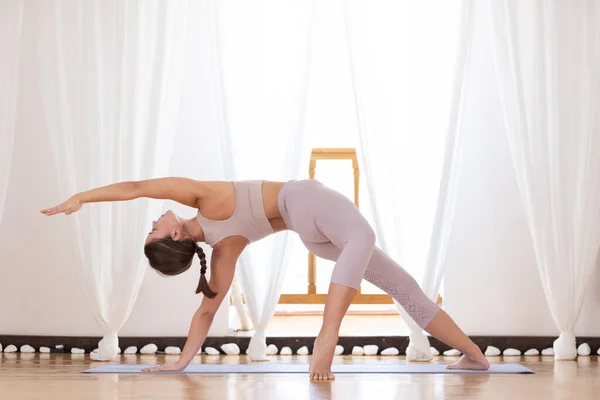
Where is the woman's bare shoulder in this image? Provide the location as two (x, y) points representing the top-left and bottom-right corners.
(195, 180), (235, 194)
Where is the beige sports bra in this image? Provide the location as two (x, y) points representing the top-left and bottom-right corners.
(196, 180), (275, 247)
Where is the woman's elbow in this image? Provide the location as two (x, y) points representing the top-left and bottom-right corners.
(197, 310), (216, 320)
(129, 181), (145, 199)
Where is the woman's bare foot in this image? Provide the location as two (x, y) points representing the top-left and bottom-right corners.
(309, 332), (338, 380)
(446, 354), (490, 370)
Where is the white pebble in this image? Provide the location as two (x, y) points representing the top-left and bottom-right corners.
(205, 347), (220, 355)
(20, 345), (35, 353)
(381, 347), (399, 356)
(430, 347), (440, 356)
(221, 343), (240, 355)
(363, 345), (379, 356)
(140, 344), (158, 354)
(334, 345), (344, 355)
(124, 346), (137, 355)
(597, 348), (600, 355)
(266, 344), (279, 355)
(503, 348), (521, 356)
(55, 345), (64, 349)
(5, 345), (17, 353)
(351, 346), (364, 356)
(296, 346), (309, 355)
(280, 346), (293, 355)
(117, 347), (122, 354)
(444, 349), (461, 356)
(40, 347), (51, 354)
(71, 348), (85, 354)
(577, 343), (591, 356)
(541, 348), (554, 356)
(524, 349), (540, 356)
(0, 343), (2, 352)
(485, 346), (501, 356)
(165, 346), (181, 355)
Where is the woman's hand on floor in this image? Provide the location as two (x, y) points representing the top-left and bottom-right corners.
(141, 362), (186, 373)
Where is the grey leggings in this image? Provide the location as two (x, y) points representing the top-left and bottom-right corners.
(278, 179), (440, 329)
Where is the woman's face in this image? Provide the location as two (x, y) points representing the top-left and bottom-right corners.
(145, 210), (180, 244)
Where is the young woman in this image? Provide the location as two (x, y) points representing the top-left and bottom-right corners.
(41, 178), (490, 380)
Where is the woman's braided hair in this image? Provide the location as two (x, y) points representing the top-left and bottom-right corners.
(144, 237), (217, 298)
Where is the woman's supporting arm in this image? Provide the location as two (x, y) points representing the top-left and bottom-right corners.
(142, 240), (246, 372)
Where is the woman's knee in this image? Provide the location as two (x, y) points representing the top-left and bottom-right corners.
(351, 223), (376, 251)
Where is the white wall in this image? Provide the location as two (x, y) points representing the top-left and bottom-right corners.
(1, 0), (599, 338)
(442, 0), (600, 336)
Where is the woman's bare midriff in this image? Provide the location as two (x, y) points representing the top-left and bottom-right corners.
(261, 181), (288, 232)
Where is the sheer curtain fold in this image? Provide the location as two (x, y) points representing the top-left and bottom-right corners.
(489, 0), (600, 360)
(405, 0), (474, 361)
(343, 0), (469, 361)
(38, 0), (189, 360)
(0, 0), (24, 225)
(208, 0), (315, 361)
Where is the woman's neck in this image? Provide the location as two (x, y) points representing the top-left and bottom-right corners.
(182, 217), (205, 243)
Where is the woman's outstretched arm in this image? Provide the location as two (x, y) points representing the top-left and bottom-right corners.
(41, 177), (203, 216)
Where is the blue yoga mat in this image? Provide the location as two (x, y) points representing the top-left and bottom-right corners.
(83, 362), (534, 374)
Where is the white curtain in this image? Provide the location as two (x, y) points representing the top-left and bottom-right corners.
(0, 0), (24, 224)
(229, 275), (253, 332)
(37, 0), (188, 360)
(207, 0), (315, 360)
(405, 0), (475, 361)
(343, 0), (469, 361)
(489, 0), (600, 360)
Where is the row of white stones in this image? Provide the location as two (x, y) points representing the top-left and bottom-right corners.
(1, 342), (599, 356)
(482, 344), (597, 357)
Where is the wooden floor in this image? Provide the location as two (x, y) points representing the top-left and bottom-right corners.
(1, 354), (599, 399)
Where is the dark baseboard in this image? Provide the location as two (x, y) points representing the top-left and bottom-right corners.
(1, 335), (599, 355)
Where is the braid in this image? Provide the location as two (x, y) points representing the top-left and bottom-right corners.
(195, 244), (207, 275)
(194, 243), (217, 298)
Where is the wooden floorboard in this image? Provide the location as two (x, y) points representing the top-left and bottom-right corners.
(1, 353), (598, 399)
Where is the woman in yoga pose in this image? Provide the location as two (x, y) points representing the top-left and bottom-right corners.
(41, 178), (490, 380)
